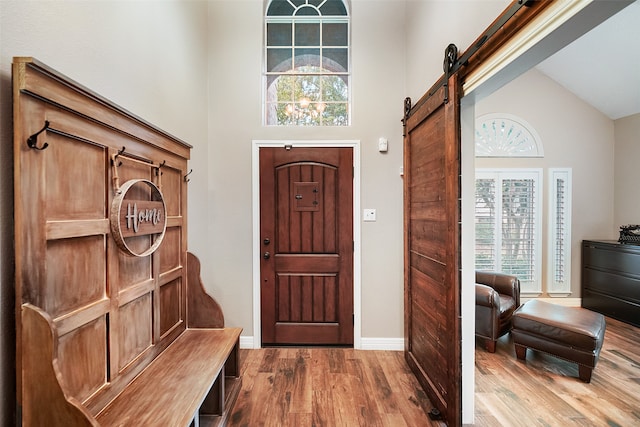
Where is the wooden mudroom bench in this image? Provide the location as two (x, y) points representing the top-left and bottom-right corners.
(13, 58), (242, 426)
(22, 309), (241, 427)
(95, 328), (241, 426)
(21, 253), (242, 427)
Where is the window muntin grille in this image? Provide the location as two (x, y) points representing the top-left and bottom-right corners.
(265, 0), (350, 126)
(475, 113), (544, 157)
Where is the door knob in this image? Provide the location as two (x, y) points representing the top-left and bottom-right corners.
(263, 252), (271, 260)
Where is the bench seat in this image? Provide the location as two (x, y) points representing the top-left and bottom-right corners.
(21, 303), (241, 427)
(96, 328), (242, 426)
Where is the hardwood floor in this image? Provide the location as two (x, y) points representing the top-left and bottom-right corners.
(228, 317), (640, 426)
(474, 316), (640, 426)
(227, 347), (446, 427)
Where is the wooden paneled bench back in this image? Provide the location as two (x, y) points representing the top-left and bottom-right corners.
(13, 58), (241, 426)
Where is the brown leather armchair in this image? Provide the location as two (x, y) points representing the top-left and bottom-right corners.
(475, 271), (521, 352)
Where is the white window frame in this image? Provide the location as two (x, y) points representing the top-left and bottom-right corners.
(547, 168), (572, 296)
(263, 0), (351, 127)
(475, 168), (543, 295)
(475, 113), (544, 157)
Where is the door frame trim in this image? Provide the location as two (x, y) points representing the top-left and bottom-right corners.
(251, 140), (361, 349)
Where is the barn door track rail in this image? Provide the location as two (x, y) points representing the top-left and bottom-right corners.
(404, 0), (537, 123)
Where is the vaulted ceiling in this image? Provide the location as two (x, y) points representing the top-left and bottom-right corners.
(536, 0), (640, 120)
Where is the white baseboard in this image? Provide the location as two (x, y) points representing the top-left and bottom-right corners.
(360, 337), (404, 351)
(521, 297), (582, 307)
(238, 336), (405, 351)
(239, 299), (582, 350)
(240, 336), (255, 349)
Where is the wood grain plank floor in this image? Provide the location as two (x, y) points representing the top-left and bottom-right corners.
(228, 317), (640, 426)
(474, 316), (640, 427)
(228, 347), (445, 427)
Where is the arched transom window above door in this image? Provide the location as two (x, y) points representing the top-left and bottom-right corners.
(264, 0), (350, 126)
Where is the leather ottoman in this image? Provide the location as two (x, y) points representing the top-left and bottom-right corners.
(512, 300), (606, 382)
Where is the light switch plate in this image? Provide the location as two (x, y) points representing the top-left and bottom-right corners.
(363, 209), (376, 221)
(378, 137), (388, 152)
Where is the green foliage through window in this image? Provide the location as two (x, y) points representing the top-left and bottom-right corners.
(265, 0), (350, 126)
(475, 170), (542, 293)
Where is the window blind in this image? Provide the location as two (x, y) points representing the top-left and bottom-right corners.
(475, 169), (542, 294)
(548, 169), (572, 295)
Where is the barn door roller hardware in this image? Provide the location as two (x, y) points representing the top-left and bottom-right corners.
(443, 44), (459, 104)
(404, 0), (536, 118)
(445, 0), (536, 77)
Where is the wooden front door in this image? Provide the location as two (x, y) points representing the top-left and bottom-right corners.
(260, 146), (353, 346)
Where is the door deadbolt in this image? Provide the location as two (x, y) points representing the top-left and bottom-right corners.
(263, 238), (270, 245)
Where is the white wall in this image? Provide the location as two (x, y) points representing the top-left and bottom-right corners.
(0, 1), (210, 424)
(475, 68), (616, 297)
(404, 0), (510, 101)
(203, 0), (407, 341)
(615, 113), (640, 227)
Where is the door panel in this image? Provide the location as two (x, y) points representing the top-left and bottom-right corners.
(404, 76), (461, 426)
(260, 147), (353, 345)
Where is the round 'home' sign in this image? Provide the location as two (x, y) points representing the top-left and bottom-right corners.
(110, 179), (167, 257)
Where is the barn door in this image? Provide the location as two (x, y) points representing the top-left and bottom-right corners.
(403, 46), (462, 426)
(260, 146), (353, 346)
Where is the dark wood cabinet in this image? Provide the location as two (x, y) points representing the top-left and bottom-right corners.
(582, 240), (640, 327)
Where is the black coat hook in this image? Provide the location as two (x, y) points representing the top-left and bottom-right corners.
(156, 160), (166, 176)
(27, 120), (50, 150)
(111, 146), (126, 167)
(184, 169), (193, 183)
